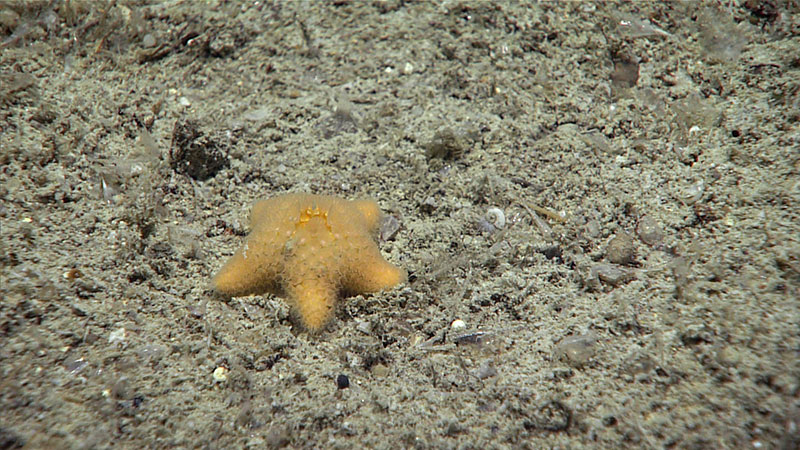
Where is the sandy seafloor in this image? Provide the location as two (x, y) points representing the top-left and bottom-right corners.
(1, 1), (799, 448)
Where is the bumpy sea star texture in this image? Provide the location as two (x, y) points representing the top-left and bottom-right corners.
(213, 193), (406, 331)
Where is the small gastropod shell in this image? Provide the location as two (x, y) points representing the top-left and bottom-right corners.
(485, 207), (506, 230)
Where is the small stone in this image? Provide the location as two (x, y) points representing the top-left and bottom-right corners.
(681, 181), (705, 205)
(584, 219), (601, 238)
(63, 268), (83, 280)
(142, 33), (156, 48)
(64, 357), (88, 375)
(637, 215), (664, 245)
(108, 327), (127, 345)
(264, 426), (290, 448)
(420, 196), (437, 214)
(593, 264), (632, 286)
(0, 9), (20, 33)
(554, 333), (597, 367)
(336, 374), (350, 389)
(355, 320), (373, 334)
(717, 346), (743, 367)
(208, 30), (236, 57)
(606, 232), (635, 265)
(110, 377), (130, 400)
(371, 364), (389, 378)
(476, 361), (497, 379)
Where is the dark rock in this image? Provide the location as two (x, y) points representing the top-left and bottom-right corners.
(170, 120), (229, 181)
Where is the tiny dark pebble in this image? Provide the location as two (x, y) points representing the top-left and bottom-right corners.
(537, 245), (563, 261)
(336, 374), (350, 389)
(132, 395), (145, 408)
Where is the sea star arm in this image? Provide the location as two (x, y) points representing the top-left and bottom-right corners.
(285, 276), (337, 331)
(341, 240), (406, 295)
(212, 237), (282, 297)
(351, 199), (382, 232)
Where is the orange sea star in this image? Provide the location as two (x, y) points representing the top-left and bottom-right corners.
(213, 193), (406, 331)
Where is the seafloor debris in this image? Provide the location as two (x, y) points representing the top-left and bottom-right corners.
(615, 15), (672, 39)
(170, 120), (229, 181)
(606, 232), (636, 266)
(554, 333), (598, 367)
(426, 128), (467, 160)
(637, 215), (664, 246)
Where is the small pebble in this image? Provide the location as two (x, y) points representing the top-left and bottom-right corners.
(336, 374), (350, 389)
(637, 215), (664, 245)
(64, 357), (88, 375)
(554, 333), (597, 367)
(450, 319), (466, 331)
(108, 327), (127, 345)
(63, 268), (82, 280)
(0, 9), (20, 32)
(606, 232), (636, 265)
(425, 128), (465, 160)
(680, 181), (705, 205)
(593, 264), (631, 286)
(476, 361), (497, 379)
(371, 364), (389, 378)
(584, 219), (601, 238)
(142, 33), (156, 48)
(379, 215), (400, 241)
(355, 320), (373, 335)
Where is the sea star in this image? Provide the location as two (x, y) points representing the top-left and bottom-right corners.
(213, 193), (406, 331)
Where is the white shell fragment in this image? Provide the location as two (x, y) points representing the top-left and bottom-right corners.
(212, 366), (229, 382)
(450, 319), (467, 331)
